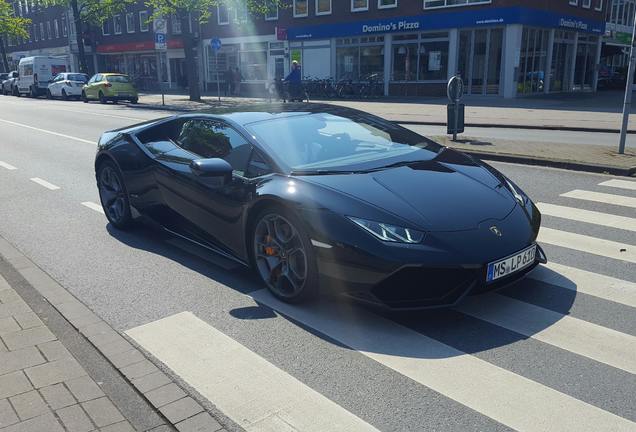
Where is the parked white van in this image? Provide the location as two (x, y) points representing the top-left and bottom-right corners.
(17, 56), (68, 97)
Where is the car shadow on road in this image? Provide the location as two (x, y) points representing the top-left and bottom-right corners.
(106, 223), (577, 359)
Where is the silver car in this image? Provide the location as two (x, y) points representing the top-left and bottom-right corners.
(1, 71), (19, 96)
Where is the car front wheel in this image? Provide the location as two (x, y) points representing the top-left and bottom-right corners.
(82, 91), (88, 103)
(251, 208), (319, 303)
(97, 161), (133, 229)
(99, 91), (107, 104)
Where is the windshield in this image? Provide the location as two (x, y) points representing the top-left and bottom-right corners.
(245, 113), (441, 174)
(106, 75), (131, 83)
(68, 73), (88, 82)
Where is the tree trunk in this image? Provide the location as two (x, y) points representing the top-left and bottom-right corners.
(180, 13), (200, 101)
(70, 0), (88, 73)
(0, 37), (9, 73)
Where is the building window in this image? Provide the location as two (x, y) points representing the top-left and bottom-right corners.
(46, 21), (51, 39)
(126, 13), (135, 33)
(294, 0), (308, 17)
(316, 0), (331, 15)
(265, 1), (278, 20)
(378, 0), (397, 8)
(352, 0), (368, 11)
(595, 0), (603, 11)
(34, 24), (38, 41)
(61, 15), (67, 37)
(517, 28), (550, 95)
(54, 19), (59, 38)
(336, 37), (385, 81)
(241, 42), (268, 81)
(114, 15), (122, 34)
(424, 0), (490, 8)
(569, 0), (578, 5)
(392, 32), (449, 81)
(39, 22), (44, 40)
(582, 0), (591, 7)
(218, 5), (229, 24)
(171, 15), (181, 34)
(102, 19), (110, 35)
(139, 11), (149, 31)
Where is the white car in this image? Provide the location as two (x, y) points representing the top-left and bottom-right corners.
(47, 73), (89, 100)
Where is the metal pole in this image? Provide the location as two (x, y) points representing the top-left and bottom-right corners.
(619, 11), (636, 154)
(216, 51), (220, 102)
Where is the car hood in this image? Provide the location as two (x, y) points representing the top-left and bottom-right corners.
(298, 150), (517, 232)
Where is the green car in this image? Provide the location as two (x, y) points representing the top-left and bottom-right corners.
(82, 73), (138, 104)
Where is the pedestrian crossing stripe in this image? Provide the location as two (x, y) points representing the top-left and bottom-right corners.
(528, 262), (636, 308)
(599, 179), (636, 191)
(538, 227), (636, 264)
(561, 190), (636, 209)
(537, 203), (636, 232)
(126, 312), (379, 432)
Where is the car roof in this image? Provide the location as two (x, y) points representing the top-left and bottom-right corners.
(191, 103), (391, 128)
(101, 73), (128, 76)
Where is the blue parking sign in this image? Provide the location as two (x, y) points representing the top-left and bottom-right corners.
(155, 33), (166, 43)
(211, 38), (222, 52)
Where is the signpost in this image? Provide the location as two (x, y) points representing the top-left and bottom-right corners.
(154, 18), (167, 106)
(447, 75), (465, 141)
(211, 38), (222, 102)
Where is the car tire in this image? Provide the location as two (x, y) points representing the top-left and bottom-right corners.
(97, 160), (134, 230)
(82, 91), (88, 103)
(14, 87), (20, 97)
(61, 89), (68, 101)
(30, 86), (38, 98)
(99, 91), (107, 104)
(46, 89), (52, 99)
(130, 98), (138, 104)
(250, 207), (319, 304)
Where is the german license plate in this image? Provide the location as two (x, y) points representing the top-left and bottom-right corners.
(486, 245), (537, 283)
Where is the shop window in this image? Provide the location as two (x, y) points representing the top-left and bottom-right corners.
(61, 15), (67, 37)
(316, 0), (331, 15)
(378, 0), (397, 8)
(352, 0), (368, 11)
(113, 15), (122, 35)
(241, 43), (268, 81)
(518, 28), (550, 95)
(392, 32), (449, 82)
(126, 13), (134, 33)
(418, 40), (448, 81)
(337, 47), (360, 80)
(392, 44), (417, 81)
(139, 11), (149, 32)
(424, 0), (490, 8)
(102, 19), (110, 36)
(294, 0), (308, 17)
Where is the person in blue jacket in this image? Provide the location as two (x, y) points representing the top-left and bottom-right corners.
(284, 60), (303, 101)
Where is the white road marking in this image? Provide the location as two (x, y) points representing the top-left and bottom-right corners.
(537, 203), (636, 232)
(0, 118), (94, 144)
(599, 179), (636, 191)
(81, 202), (104, 215)
(456, 294), (636, 374)
(561, 190), (636, 209)
(538, 228), (635, 264)
(29, 178), (60, 190)
(126, 312), (379, 432)
(529, 263), (636, 308)
(0, 161), (17, 170)
(251, 291), (636, 432)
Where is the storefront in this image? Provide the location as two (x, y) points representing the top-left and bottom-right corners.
(285, 6), (605, 98)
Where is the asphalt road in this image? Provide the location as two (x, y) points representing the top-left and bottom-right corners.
(0, 95), (635, 432)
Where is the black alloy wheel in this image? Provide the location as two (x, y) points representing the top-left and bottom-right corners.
(97, 162), (133, 229)
(252, 209), (318, 303)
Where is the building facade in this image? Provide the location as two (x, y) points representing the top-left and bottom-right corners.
(5, 0), (607, 98)
(603, 0), (634, 70)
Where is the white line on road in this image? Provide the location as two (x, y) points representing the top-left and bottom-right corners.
(537, 203), (636, 232)
(561, 190), (636, 209)
(456, 294), (636, 374)
(29, 178), (60, 190)
(126, 312), (379, 432)
(81, 202), (104, 215)
(529, 262), (636, 308)
(251, 290), (635, 432)
(0, 118), (94, 144)
(538, 227), (635, 264)
(599, 179), (636, 191)
(0, 161), (17, 170)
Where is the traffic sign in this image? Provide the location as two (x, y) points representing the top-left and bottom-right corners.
(211, 38), (222, 52)
(155, 33), (167, 50)
(153, 18), (167, 33)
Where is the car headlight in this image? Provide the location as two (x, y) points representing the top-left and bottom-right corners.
(348, 217), (425, 244)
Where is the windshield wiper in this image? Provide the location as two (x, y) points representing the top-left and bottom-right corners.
(367, 160), (422, 172)
(290, 169), (363, 176)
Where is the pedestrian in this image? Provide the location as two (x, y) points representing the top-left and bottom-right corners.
(233, 67), (243, 96)
(224, 67), (234, 97)
(284, 60), (303, 101)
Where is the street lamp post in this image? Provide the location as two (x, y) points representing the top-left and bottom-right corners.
(618, 10), (636, 155)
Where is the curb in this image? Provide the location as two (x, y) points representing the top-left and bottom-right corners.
(458, 149), (636, 177)
(0, 236), (228, 432)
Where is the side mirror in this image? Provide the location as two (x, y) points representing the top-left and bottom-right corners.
(190, 158), (232, 185)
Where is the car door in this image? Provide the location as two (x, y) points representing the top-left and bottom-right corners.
(154, 118), (256, 257)
(86, 74), (101, 98)
(49, 74), (62, 96)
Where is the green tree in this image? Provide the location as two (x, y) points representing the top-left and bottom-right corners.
(144, 0), (284, 101)
(42, 0), (135, 73)
(0, 0), (31, 72)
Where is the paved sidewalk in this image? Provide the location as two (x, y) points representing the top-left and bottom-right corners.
(0, 240), (229, 432)
(0, 273), (138, 432)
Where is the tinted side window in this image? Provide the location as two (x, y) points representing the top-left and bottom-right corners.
(177, 120), (252, 175)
